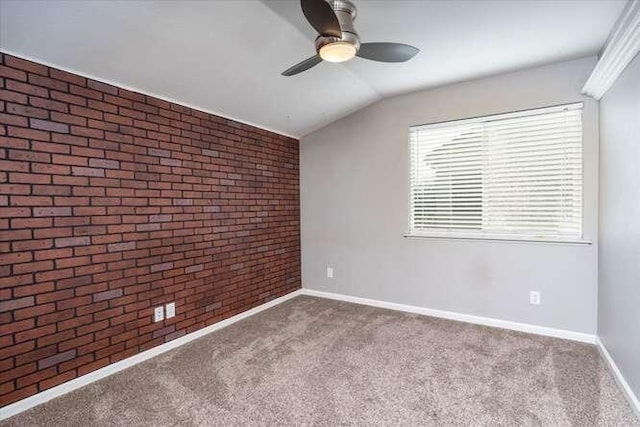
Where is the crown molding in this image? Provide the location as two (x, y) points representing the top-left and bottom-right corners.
(582, 0), (640, 100)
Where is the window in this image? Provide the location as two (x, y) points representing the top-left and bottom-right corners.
(408, 103), (583, 242)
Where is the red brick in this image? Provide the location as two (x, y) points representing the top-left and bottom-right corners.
(50, 111), (87, 126)
(55, 236), (90, 248)
(13, 260), (53, 274)
(52, 154), (88, 166)
(58, 314), (93, 331)
(0, 340), (34, 360)
(0, 359), (14, 373)
(0, 273), (34, 290)
(71, 125), (104, 139)
(14, 282), (54, 297)
(50, 68), (87, 86)
(36, 268), (74, 282)
(0, 64), (27, 81)
(58, 334), (93, 352)
(89, 158), (119, 169)
(39, 370), (77, 390)
(12, 239), (52, 251)
(29, 118), (69, 133)
(7, 80), (48, 97)
(35, 248), (73, 261)
(1, 159), (29, 174)
(107, 241), (135, 252)
(51, 132), (87, 146)
(56, 295), (92, 310)
(56, 275), (92, 290)
(28, 74), (68, 92)
(37, 329), (75, 347)
(37, 308), (74, 326)
(36, 349), (76, 369)
(11, 219), (50, 232)
(0, 363), (37, 384)
(8, 126), (50, 142)
(0, 90), (28, 105)
(10, 195), (52, 207)
(0, 251), (32, 265)
(0, 183), (30, 195)
(0, 385), (38, 406)
(13, 302), (56, 321)
(32, 185), (72, 197)
(59, 354), (94, 372)
(36, 289), (74, 304)
(93, 289), (123, 302)
(15, 324), (56, 343)
(72, 166), (105, 177)
(0, 296), (34, 312)
(33, 207), (72, 217)
(150, 262), (173, 273)
(87, 80), (118, 95)
(32, 163), (71, 175)
(16, 366), (57, 388)
(34, 227), (72, 239)
(0, 112), (28, 127)
(30, 96), (68, 113)
(0, 135), (30, 149)
(5, 56), (48, 75)
(14, 345), (57, 366)
(70, 105), (103, 120)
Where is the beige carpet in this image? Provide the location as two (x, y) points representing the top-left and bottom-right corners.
(3, 296), (638, 426)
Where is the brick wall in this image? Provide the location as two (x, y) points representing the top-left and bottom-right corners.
(0, 53), (300, 406)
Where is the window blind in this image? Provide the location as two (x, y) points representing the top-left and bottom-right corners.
(409, 103), (583, 241)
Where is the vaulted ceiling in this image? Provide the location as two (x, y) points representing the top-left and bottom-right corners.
(0, 0), (627, 137)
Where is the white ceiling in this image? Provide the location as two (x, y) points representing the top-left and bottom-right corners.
(0, 0), (627, 137)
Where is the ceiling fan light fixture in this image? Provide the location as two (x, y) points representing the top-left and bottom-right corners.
(281, 0), (419, 76)
(319, 41), (357, 63)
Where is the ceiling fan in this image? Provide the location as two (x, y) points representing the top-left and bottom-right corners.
(282, 0), (419, 76)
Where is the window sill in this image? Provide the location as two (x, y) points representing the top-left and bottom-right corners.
(403, 232), (592, 246)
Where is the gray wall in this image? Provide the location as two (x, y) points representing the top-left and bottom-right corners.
(598, 53), (640, 399)
(301, 57), (599, 334)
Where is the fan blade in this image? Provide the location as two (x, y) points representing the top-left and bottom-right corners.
(356, 43), (420, 63)
(281, 55), (323, 76)
(300, 0), (342, 38)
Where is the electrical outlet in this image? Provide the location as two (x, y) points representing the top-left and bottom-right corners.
(327, 267), (333, 278)
(154, 306), (164, 322)
(166, 302), (175, 319)
(530, 291), (541, 305)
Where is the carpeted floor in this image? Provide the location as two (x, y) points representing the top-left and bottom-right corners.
(3, 295), (638, 426)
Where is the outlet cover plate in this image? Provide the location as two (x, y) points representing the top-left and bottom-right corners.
(154, 306), (164, 322)
(166, 302), (175, 319)
(530, 291), (541, 305)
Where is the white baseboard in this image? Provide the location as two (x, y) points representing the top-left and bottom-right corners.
(596, 337), (640, 419)
(0, 289), (303, 421)
(301, 288), (596, 344)
(6, 288), (623, 421)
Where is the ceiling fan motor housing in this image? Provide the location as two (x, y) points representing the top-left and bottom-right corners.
(315, 0), (360, 53)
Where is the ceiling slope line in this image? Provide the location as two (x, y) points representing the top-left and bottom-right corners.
(0, 48), (301, 140)
(582, 0), (640, 99)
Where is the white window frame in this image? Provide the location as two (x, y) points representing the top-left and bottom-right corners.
(406, 103), (591, 245)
